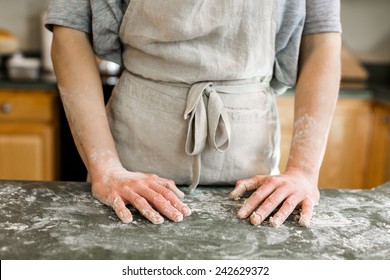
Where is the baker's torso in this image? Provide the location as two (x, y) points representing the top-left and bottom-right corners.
(119, 0), (278, 84)
(107, 0), (280, 189)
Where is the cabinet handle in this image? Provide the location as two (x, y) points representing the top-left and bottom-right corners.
(1, 102), (12, 113)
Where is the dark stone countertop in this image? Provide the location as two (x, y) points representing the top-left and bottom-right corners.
(0, 180), (389, 260)
(0, 73), (58, 90)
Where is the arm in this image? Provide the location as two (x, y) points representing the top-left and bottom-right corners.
(229, 32), (341, 227)
(51, 26), (191, 224)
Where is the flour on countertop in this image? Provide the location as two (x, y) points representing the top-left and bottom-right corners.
(0, 181), (390, 259)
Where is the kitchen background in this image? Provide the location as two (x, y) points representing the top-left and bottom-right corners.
(0, 0), (389, 188)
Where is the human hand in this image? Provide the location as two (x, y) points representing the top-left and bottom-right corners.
(91, 167), (192, 224)
(229, 168), (320, 227)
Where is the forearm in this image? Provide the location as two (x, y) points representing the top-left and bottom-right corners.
(286, 33), (341, 180)
(51, 26), (121, 182)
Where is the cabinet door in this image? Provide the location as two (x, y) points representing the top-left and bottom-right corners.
(366, 102), (390, 187)
(0, 123), (57, 181)
(277, 95), (373, 189)
(0, 90), (55, 122)
(320, 98), (372, 189)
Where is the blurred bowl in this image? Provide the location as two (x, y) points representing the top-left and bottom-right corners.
(7, 53), (41, 81)
(98, 60), (121, 76)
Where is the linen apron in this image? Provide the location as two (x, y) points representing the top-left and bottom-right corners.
(106, 0), (281, 192)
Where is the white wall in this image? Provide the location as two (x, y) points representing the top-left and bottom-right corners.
(0, 0), (50, 52)
(341, 0), (390, 63)
(0, 0), (389, 63)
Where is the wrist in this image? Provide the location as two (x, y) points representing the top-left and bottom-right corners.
(87, 150), (124, 183)
(285, 163), (320, 183)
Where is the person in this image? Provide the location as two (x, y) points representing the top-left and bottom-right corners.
(45, 0), (341, 227)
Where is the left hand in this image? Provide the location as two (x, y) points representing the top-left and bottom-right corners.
(229, 168), (320, 227)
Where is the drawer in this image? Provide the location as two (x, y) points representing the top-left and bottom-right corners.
(0, 90), (56, 122)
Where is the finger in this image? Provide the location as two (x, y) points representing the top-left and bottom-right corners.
(149, 183), (192, 217)
(163, 179), (185, 200)
(229, 176), (267, 200)
(299, 199), (315, 227)
(269, 195), (300, 228)
(250, 187), (290, 226)
(111, 196), (133, 224)
(236, 178), (276, 219)
(138, 184), (184, 222)
(124, 187), (164, 224)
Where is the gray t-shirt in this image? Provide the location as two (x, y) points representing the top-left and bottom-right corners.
(45, 0), (341, 93)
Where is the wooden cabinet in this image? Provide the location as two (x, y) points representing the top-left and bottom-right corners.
(366, 101), (390, 188)
(319, 98), (372, 189)
(277, 93), (387, 189)
(0, 89), (59, 180)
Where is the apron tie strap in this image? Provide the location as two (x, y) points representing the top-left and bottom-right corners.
(183, 82), (231, 192)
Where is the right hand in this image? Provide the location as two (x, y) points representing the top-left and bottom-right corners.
(91, 167), (192, 224)
(52, 27), (191, 224)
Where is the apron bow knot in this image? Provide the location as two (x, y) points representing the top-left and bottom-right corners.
(183, 82), (232, 192)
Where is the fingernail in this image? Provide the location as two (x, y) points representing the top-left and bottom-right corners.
(299, 215), (310, 227)
(181, 206), (192, 217)
(151, 213), (164, 225)
(228, 191), (238, 200)
(177, 190), (185, 199)
(270, 216), (281, 228)
(250, 212), (262, 225)
(174, 213), (184, 223)
(122, 217), (133, 224)
(153, 217), (164, 225)
(237, 209), (248, 219)
(120, 210), (133, 224)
